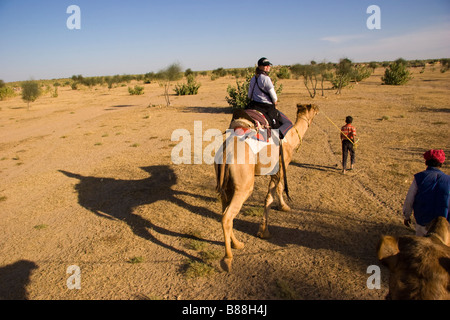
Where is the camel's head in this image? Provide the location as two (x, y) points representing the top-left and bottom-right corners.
(377, 217), (450, 300)
(296, 103), (319, 123)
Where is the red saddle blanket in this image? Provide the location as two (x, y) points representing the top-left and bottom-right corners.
(232, 109), (271, 141)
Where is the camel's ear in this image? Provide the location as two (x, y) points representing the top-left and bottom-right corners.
(377, 235), (399, 271)
(427, 217), (450, 246)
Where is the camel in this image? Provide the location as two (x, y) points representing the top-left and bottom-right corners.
(377, 216), (450, 300)
(215, 103), (319, 272)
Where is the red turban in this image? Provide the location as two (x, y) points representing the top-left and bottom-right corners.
(423, 149), (445, 163)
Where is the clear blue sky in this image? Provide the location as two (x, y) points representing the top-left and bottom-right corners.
(0, 0), (449, 82)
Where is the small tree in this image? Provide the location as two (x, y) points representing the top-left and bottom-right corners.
(21, 80), (41, 110)
(291, 62), (332, 98)
(158, 63), (182, 106)
(351, 64), (372, 83)
(333, 58), (353, 94)
(318, 62), (334, 96)
(382, 58), (412, 85)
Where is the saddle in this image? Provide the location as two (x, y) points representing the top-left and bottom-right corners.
(229, 109), (292, 201)
(231, 109), (272, 141)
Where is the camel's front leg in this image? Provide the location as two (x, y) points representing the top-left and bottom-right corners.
(276, 177), (291, 212)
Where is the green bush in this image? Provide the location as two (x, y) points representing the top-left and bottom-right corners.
(21, 80), (41, 109)
(382, 58), (413, 85)
(277, 66), (291, 79)
(352, 65), (372, 82)
(440, 58), (450, 73)
(174, 75), (201, 95)
(212, 68), (227, 78)
(0, 86), (16, 101)
(332, 58), (353, 94)
(128, 85), (144, 95)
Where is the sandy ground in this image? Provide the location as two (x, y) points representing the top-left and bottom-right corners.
(0, 67), (449, 300)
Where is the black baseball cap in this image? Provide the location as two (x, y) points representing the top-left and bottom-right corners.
(258, 57), (273, 66)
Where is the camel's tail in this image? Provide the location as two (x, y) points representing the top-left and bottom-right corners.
(215, 161), (229, 202)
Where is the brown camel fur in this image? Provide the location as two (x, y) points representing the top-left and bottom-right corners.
(215, 103), (319, 272)
(377, 216), (450, 300)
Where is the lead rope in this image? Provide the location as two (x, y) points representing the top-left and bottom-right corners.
(320, 110), (358, 147)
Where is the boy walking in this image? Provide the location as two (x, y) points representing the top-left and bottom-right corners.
(341, 116), (356, 174)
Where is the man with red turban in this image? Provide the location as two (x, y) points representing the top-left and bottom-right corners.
(403, 149), (450, 236)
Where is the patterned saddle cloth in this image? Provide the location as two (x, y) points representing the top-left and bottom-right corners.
(231, 109), (272, 141)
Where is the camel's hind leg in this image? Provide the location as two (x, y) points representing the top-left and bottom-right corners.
(258, 175), (280, 239)
(221, 186), (253, 272)
(221, 197), (245, 251)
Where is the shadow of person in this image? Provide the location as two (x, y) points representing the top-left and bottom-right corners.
(0, 260), (38, 300)
(59, 165), (222, 262)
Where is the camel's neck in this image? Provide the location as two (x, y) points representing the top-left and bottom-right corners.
(289, 113), (310, 145)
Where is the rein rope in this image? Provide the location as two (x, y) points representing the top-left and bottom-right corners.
(320, 110), (358, 146)
(293, 115), (311, 152)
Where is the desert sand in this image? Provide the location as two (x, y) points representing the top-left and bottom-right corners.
(0, 67), (449, 300)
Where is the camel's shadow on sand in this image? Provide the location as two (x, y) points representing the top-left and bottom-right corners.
(59, 165), (407, 265)
(60, 165), (227, 262)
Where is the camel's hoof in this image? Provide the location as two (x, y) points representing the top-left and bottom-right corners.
(220, 257), (232, 272)
(279, 204), (291, 212)
(232, 241), (245, 250)
(256, 229), (272, 239)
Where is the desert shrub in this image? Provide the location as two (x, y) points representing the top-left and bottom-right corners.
(440, 59), (450, 73)
(174, 74), (201, 95)
(226, 72), (251, 109)
(226, 71), (283, 109)
(128, 85), (144, 95)
(382, 58), (413, 85)
(368, 61), (379, 72)
(332, 58), (354, 94)
(0, 86), (16, 100)
(352, 65), (372, 82)
(408, 60), (426, 68)
(21, 80), (41, 109)
(52, 86), (58, 98)
(228, 68), (248, 79)
(184, 68), (194, 77)
(212, 67), (227, 78)
(277, 66), (291, 79)
(72, 75), (84, 83)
